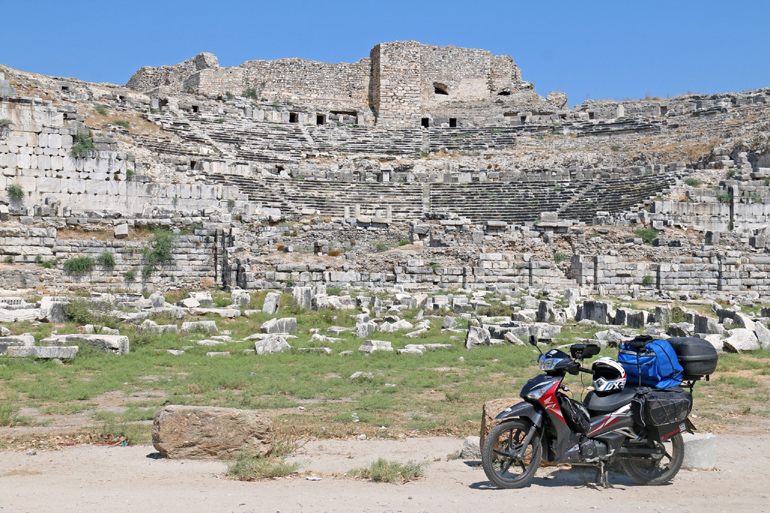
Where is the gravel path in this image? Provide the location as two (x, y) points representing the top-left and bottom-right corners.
(0, 433), (768, 513)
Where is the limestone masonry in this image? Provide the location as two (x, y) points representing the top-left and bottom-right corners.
(0, 41), (769, 303)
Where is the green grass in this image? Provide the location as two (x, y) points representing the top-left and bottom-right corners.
(684, 177), (702, 187)
(70, 131), (96, 157)
(6, 183), (24, 201)
(111, 120), (130, 129)
(634, 227), (659, 244)
(1, 295), (769, 442)
(97, 252), (115, 269)
(226, 451), (299, 480)
(63, 256), (95, 275)
(94, 105), (108, 116)
(349, 458), (425, 483)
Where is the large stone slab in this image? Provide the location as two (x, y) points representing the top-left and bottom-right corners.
(41, 334), (129, 355)
(260, 317), (297, 334)
(358, 339), (393, 353)
(180, 320), (218, 334)
(7, 346), (79, 359)
(724, 328), (760, 353)
(152, 405), (272, 460)
(262, 292), (281, 314)
(254, 336), (291, 355)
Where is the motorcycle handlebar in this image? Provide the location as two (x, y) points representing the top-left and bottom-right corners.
(579, 367), (594, 375)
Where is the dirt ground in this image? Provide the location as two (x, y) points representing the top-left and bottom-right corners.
(0, 432), (768, 513)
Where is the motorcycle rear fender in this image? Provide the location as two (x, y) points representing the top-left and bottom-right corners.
(495, 401), (542, 426)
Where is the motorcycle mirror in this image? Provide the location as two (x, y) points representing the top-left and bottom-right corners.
(529, 335), (543, 354)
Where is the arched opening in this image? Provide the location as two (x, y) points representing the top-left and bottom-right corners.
(433, 83), (449, 95)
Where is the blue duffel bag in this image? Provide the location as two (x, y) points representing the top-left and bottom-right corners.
(618, 336), (684, 389)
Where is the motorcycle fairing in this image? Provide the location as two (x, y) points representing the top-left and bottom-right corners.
(495, 401), (541, 425)
(586, 404), (635, 438)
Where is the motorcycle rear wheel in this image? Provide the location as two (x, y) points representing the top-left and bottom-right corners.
(482, 419), (542, 489)
(620, 433), (684, 485)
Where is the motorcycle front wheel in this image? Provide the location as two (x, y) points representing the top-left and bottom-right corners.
(482, 419), (542, 489)
(620, 432), (684, 485)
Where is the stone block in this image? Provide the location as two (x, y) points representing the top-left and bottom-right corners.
(358, 339), (393, 353)
(262, 292), (281, 314)
(114, 224), (129, 239)
(681, 433), (716, 470)
(254, 336), (291, 355)
(7, 346), (79, 359)
(41, 334), (129, 355)
(260, 317), (297, 334)
(152, 405), (272, 460)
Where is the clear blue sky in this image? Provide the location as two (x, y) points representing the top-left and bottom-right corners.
(2, 0), (768, 107)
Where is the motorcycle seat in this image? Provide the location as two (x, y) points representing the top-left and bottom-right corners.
(583, 387), (638, 414)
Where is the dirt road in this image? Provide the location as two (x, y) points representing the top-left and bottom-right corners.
(0, 433), (767, 513)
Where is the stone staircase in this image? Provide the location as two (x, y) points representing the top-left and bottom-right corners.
(206, 171), (678, 224)
(207, 174), (424, 219)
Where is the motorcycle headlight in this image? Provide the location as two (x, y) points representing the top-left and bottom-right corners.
(540, 358), (557, 371)
(526, 382), (550, 401)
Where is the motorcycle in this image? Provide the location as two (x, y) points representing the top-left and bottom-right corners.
(482, 337), (696, 488)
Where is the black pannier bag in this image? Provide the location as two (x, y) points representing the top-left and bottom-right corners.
(666, 337), (718, 380)
(632, 388), (693, 427)
(557, 393), (591, 433)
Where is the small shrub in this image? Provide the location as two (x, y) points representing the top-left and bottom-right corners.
(141, 264), (154, 280)
(716, 192), (733, 203)
(326, 286), (343, 296)
(40, 258), (58, 269)
(63, 256), (95, 275)
(94, 105), (108, 116)
(328, 250), (342, 257)
(126, 169), (135, 178)
(124, 269), (136, 283)
(143, 229), (175, 267)
(225, 92), (235, 100)
(641, 275), (655, 287)
(684, 177), (702, 187)
(6, 183), (24, 201)
(726, 170), (736, 179)
(111, 120), (130, 129)
(242, 88), (258, 99)
(375, 243), (388, 253)
(227, 199), (236, 208)
(553, 252), (566, 264)
(398, 240), (410, 246)
(671, 307), (689, 324)
(634, 227), (659, 244)
(226, 452), (299, 480)
(64, 298), (119, 328)
(0, 118), (13, 128)
(70, 131), (96, 157)
(3, 255), (13, 264)
(0, 401), (32, 427)
(610, 145), (621, 152)
(97, 252), (116, 269)
(349, 458), (425, 483)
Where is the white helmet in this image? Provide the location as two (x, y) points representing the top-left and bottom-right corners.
(592, 357), (627, 393)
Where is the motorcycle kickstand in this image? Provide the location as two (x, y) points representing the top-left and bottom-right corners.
(594, 461), (612, 489)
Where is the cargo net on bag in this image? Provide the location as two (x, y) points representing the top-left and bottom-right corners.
(642, 390), (693, 427)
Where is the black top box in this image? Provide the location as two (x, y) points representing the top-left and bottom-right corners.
(667, 337), (719, 380)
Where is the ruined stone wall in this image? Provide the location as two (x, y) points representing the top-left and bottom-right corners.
(0, 98), (240, 217)
(419, 46), (523, 108)
(370, 42), (422, 127)
(0, 227), (220, 290)
(126, 53), (220, 93)
(572, 253), (770, 297)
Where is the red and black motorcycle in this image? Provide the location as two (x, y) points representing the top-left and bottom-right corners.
(482, 338), (697, 488)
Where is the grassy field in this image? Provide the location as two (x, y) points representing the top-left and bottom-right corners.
(1, 291), (769, 448)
